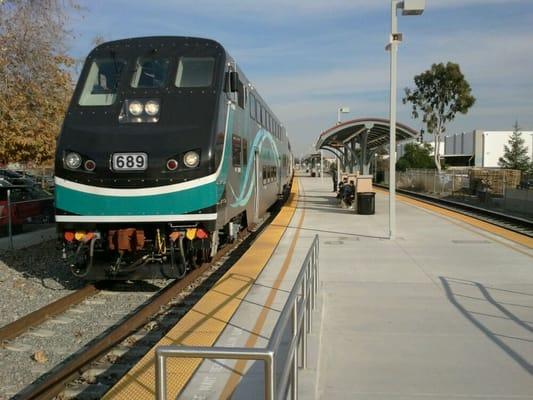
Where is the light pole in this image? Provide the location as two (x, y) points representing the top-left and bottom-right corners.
(337, 106), (350, 125)
(337, 106), (350, 183)
(387, 0), (425, 239)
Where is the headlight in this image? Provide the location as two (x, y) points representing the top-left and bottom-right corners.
(144, 100), (160, 116)
(65, 152), (82, 169)
(128, 100), (143, 116)
(183, 151), (200, 168)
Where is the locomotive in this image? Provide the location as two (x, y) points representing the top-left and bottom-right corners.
(54, 36), (293, 279)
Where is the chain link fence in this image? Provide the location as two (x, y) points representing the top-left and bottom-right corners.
(393, 169), (533, 220)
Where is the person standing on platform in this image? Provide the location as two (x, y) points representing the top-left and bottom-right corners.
(329, 162), (338, 192)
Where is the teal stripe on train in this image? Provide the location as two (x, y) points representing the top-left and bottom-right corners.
(55, 182), (219, 215)
(55, 108), (234, 216)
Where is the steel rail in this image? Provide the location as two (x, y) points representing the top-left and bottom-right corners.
(374, 183), (533, 237)
(0, 284), (99, 342)
(14, 225), (260, 400)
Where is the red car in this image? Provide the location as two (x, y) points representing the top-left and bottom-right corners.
(0, 184), (54, 233)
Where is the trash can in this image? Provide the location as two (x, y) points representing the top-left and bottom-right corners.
(357, 192), (375, 215)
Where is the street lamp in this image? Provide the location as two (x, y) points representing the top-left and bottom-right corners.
(336, 106), (350, 182)
(337, 106), (350, 125)
(387, 0), (425, 239)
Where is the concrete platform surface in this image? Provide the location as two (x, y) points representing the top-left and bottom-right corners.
(149, 175), (532, 399)
(0, 226), (55, 250)
(298, 176), (533, 400)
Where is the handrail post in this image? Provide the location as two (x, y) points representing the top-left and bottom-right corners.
(291, 299), (298, 399)
(315, 238), (319, 301)
(310, 257), (315, 310)
(155, 349), (167, 400)
(7, 189), (14, 250)
(306, 261), (312, 333)
(302, 297), (308, 368)
(265, 352), (275, 400)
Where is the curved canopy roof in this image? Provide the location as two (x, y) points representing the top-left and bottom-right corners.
(316, 117), (419, 151)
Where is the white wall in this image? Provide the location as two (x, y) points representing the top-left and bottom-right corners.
(482, 131), (533, 167)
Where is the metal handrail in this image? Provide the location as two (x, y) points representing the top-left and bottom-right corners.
(155, 234), (320, 400)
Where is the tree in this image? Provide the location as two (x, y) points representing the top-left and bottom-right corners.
(499, 122), (531, 172)
(403, 62), (476, 172)
(0, 0), (78, 165)
(396, 142), (434, 172)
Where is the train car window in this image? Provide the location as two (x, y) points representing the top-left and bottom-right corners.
(237, 80), (245, 109)
(255, 99), (261, 122)
(175, 57), (215, 87)
(242, 139), (248, 166)
(131, 57), (170, 88)
(250, 95), (255, 120)
(262, 166), (267, 183)
(232, 135), (242, 167)
(79, 58), (126, 106)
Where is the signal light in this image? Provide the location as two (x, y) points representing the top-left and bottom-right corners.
(186, 228), (197, 241)
(74, 231), (86, 241)
(84, 232), (95, 242)
(64, 232), (75, 242)
(196, 229), (209, 239)
(84, 159), (96, 171)
(166, 159), (178, 171)
(169, 231), (181, 242)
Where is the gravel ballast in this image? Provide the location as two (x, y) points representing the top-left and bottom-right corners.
(0, 240), (84, 328)
(0, 240), (169, 399)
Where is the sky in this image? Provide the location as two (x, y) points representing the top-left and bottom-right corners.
(67, 0), (533, 156)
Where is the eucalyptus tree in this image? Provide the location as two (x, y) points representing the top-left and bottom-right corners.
(403, 62), (475, 172)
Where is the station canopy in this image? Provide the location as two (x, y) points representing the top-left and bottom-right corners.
(315, 117), (419, 174)
(316, 117), (418, 151)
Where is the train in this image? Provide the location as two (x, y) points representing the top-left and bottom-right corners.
(54, 36), (293, 280)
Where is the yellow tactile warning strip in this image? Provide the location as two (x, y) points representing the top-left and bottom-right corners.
(375, 188), (533, 252)
(104, 179), (300, 400)
(220, 183), (306, 398)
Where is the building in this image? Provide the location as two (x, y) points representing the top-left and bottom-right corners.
(444, 130), (533, 167)
(398, 130), (533, 168)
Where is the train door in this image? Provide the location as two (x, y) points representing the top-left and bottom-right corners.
(254, 148), (260, 221)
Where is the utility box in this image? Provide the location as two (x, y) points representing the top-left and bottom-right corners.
(356, 175), (373, 193)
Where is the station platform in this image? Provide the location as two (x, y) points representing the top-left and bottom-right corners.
(106, 175), (533, 399)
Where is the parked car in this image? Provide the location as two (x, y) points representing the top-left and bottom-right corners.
(0, 184), (54, 234)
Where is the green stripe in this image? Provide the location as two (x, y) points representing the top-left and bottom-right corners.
(55, 182), (218, 215)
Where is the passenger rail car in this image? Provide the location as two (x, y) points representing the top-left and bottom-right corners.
(54, 36), (293, 279)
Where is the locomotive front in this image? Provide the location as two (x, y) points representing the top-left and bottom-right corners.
(54, 37), (228, 279)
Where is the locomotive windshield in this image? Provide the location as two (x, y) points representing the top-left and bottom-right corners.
(78, 57), (126, 106)
(77, 54), (217, 106)
(175, 57), (215, 87)
(131, 57), (170, 88)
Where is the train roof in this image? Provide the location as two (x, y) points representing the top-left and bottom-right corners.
(90, 36), (226, 55)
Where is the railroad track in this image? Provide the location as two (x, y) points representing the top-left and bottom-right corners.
(374, 184), (533, 238)
(11, 210), (276, 400)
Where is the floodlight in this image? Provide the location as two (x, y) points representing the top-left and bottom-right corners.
(401, 0), (425, 16)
